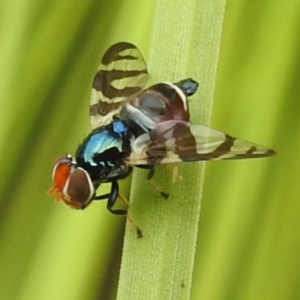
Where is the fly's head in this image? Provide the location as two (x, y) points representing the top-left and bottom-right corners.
(48, 154), (95, 209)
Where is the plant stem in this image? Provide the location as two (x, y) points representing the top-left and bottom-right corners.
(117, 0), (226, 299)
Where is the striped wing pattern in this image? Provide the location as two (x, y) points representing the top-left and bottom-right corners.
(90, 42), (148, 129)
(127, 120), (275, 165)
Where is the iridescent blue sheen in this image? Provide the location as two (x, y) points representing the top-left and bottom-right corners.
(81, 120), (129, 166)
(113, 120), (128, 134)
(79, 120), (128, 166)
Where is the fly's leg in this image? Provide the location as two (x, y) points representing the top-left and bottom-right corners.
(93, 193), (111, 200)
(146, 166), (155, 180)
(149, 179), (169, 199)
(107, 181), (142, 238)
(146, 166), (169, 199)
(106, 181), (127, 215)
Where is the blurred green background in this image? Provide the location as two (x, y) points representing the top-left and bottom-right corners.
(0, 1), (299, 300)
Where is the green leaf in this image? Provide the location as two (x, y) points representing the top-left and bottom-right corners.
(117, 1), (226, 300)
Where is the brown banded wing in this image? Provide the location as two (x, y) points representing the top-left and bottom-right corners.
(126, 120), (276, 165)
(90, 42), (148, 129)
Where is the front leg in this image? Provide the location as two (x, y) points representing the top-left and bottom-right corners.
(92, 184), (127, 214)
(106, 181), (127, 215)
(93, 193), (111, 201)
(108, 181), (142, 238)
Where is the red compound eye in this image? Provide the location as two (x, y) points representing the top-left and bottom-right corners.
(52, 156), (73, 190)
(48, 154), (74, 203)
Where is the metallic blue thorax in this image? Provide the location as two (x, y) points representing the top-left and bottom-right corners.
(75, 120), (133, 182)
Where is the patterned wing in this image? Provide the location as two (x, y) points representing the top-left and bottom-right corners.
(126, 120), (275, 165)
(90, 42), (148, 129)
